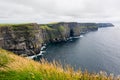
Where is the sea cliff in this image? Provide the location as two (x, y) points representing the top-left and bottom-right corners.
(0, 22), (114, 56)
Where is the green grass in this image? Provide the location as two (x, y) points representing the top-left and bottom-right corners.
(0, 49), (119, 80)
(47, 22), (59, 24)
(0, 51), (10, 67)
(40, 25), (54, 30)
(0, 23), (32, 27)
(58, 26), (65, 32)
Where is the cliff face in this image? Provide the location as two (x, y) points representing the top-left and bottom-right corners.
(97, 23), (114, 27)
(0, 22), (113, 56)
(0, 23), (43, 56)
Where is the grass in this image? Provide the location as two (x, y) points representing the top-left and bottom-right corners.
(0, 23), (32, 27)
(58, 26), (65, 32)
(40, 25), (54, 31)
(0, 49), (120, 80)
(47, 22), (59, 24)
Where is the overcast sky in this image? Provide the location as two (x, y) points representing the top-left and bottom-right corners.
(0, 0), (120, 24)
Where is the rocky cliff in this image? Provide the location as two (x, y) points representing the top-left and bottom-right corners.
(97, 23), (114, 27)
(0, 22), (113, 56)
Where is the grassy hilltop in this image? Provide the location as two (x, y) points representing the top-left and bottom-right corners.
(0, 49), (119, 80)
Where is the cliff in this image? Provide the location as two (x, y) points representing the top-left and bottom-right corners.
(0, 22), (113, 56)
(97, 23), (114, 27)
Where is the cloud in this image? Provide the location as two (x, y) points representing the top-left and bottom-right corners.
(0, 0), (120, 23)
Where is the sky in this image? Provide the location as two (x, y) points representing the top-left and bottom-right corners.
(0, 0), (120, 24)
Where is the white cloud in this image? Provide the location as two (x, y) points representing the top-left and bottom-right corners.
(0, 0), (120, 24)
